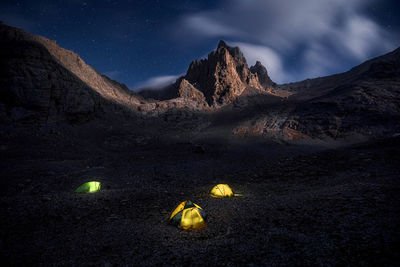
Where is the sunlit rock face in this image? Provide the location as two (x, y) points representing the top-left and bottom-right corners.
(176, 78), (207, 104)
(184, 40), (266, 107)
(139, 40), (279, 108)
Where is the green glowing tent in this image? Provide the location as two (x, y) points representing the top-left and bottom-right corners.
(75, 181), (101, 193)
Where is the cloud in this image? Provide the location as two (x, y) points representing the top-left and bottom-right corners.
(230, 42), (286, 83)
(183, 13), (245, 38)
(301, 43), (343, 79)
(134, 75), (180, 90)
(177, 0), (398, 83)
(336, 15), (395, 60)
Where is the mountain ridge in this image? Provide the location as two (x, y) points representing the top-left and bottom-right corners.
(1, 22), (399, 140)
(279, 46), (400, 99)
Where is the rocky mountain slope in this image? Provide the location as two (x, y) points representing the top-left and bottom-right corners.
(233, 47), (400, 140)
(279, 47), (400, 99)
(0, 23), (146, 123)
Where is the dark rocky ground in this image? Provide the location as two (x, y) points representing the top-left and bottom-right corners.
(0, 121), (399, 266)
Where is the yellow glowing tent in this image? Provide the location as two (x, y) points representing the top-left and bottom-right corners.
(210, 184), (233, 197)
(75, 181), (101, 193)
(169, 201), (207, 230)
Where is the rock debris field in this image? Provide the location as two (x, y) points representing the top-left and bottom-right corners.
(1, 124), (399, 266)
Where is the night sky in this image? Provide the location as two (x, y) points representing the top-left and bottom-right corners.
(1, 0), (399, 90)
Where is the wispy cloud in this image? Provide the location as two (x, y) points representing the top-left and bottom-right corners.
(177, 0), (398, 83)
(134, 75), (180, 90)
(230, 42), (286, 83)
(183, 13), (245, 38)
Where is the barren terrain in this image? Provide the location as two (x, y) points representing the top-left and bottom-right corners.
(1, 121), (399, 265)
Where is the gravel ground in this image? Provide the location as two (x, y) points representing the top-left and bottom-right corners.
(0, 123), (399, 266)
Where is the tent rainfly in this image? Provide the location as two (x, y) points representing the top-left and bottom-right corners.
(75, 181), (101, 193)
(210, 184), (233, 197)
(169, 201), (207, 230)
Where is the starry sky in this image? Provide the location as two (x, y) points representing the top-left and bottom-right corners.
(1, 0), (399, 90)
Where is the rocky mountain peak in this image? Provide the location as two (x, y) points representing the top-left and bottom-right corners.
(182, 41), (271, 106)
(214, 40), (247, 66)
(138, 40), (284, 107)
(217, 40), (228, 49)
(250, 61), (275, 88)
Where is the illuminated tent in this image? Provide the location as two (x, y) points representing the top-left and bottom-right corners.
(75, 181), (101, 193)
(169, 201), (207, 230)
(210, 184), (233, 197)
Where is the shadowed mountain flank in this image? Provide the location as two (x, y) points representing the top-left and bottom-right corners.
(230, 47), (400, 140)
(278, 47), (400, 139)
(0, 23), (144, 123)
(278, 47), (400, 99)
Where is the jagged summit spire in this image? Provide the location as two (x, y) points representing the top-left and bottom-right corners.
(217, 40), (228, 49)
(215, 40), (247, 65)
(250, 61), (275, 88)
